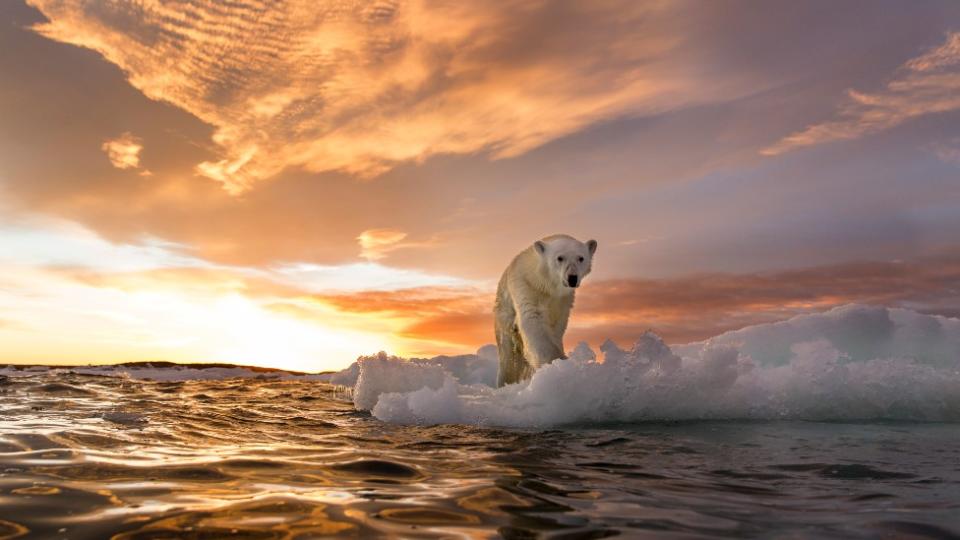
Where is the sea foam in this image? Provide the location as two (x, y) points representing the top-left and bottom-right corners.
(350, 305), (960, 426)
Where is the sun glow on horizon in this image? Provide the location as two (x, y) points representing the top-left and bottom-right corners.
(0, 215), (458, 372)
(0, 265), (398, 372)
(205, 294), (392, 373)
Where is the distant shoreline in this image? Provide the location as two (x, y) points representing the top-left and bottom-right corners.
(0, 362), (338, 381)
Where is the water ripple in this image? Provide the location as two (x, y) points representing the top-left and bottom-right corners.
(0, 372), (958, 538)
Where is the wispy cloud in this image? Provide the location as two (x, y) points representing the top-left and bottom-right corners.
(357, 229), (408, 261)
(930, 137), (960, 165)
(27, 0), (747, 194)
(763, 31), (960, 156)
(356, 228), (436, 261)
(0, 213), (200, 271)
(571, 256), (960, 343)
(101, 132), (143, 170)
(0, 318), (19, 331)
(316, 286), (493, 351)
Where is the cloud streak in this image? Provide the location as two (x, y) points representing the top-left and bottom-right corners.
(356, 228), (437, 261)
(101, 132), (143, 170)
(763, 31), (960, 155)
(316, 254), (960, 350)
(27, 0), (748, 194)
(357, 229), (408, 261)
(930, 137), (960, 165)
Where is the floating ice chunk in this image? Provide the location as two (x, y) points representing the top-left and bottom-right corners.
(353, 352), (447, 411)
(599, 339), (627, 365)
(675, 304), (960, 368)
(627, 331), (682, 373)
(356, 304), (960, 426)
(331, 345), (499, 392)
(372, 376), (464, 424)
(329, 361), (360, 387)
(568, 342), (596, 362)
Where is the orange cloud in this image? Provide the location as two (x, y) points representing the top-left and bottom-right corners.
(357, 229), (408, 261)
(763, 32), (960, 156)
(101, 132), (143, 170)
(356, 228), (439, 261)
(316, 286), (493, 352)
(0, 318), (19, 330)
(27, 0), (750, 194)
(319, 286), (489, 316)
(58, 266), (302, 299)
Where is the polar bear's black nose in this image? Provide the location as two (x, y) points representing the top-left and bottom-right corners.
(567, 275), (579, 287)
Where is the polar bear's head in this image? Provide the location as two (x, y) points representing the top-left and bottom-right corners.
(534, 235), (598, 289)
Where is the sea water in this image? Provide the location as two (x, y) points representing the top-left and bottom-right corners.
(1, 374), (959, 538)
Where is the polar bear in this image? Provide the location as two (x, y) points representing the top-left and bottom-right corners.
(494, 234), (598, 386)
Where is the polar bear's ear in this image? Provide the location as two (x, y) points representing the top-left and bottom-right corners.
(586, 239), (598, 255)
(534, 241), (547, 256)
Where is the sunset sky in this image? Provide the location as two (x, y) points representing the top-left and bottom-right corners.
(2, 1), (960, 372)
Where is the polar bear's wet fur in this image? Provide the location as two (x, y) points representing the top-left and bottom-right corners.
(494, 234), (598, 386)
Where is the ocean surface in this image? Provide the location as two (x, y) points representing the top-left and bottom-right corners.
(2, 370), (959, 539)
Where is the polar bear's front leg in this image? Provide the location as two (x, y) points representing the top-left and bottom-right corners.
(495, 307), (528, 387)
(517, 307), (565, 369)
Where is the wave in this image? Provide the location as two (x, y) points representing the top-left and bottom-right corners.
(352, 305), (960, 426)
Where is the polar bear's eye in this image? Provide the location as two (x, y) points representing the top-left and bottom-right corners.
(578, 256), (584, 263)
(557, 256), (564, 263)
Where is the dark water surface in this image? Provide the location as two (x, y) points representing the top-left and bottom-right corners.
(1, 372), (958, 539)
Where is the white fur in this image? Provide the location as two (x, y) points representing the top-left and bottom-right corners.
(494, 234), (597, 387)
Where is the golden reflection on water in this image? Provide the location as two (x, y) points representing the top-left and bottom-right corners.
(111, 501), (357, 539)
(10, 486), (60, 496)
(0, 519), (29, 539)
(457, 487), (534, 517)
(0, 373), (544, 538)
